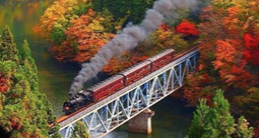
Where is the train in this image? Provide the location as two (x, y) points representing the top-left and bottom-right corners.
(63, 49), (175, 115)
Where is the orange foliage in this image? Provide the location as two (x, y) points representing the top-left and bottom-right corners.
(214, 39), (255, 89)
(50, 9), (115, 63)
(38, 0), (88, 38)
(214, 39), (238, 66)
(0, 76), (10, 93)
(223, 6), (241, 31)
(175, 19), (200, 36)
(184, 1), (259, 106)
(183, 0), (259, 133)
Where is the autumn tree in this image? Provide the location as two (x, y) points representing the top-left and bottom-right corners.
(39, 0), (92, 44)
(184, 2), (259, 134)
(50, 9), (115, 63)
(175, 19), (200, 36)
(38, 0), (122, 63)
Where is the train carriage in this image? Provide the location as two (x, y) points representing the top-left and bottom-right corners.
(147, 49), (174, 71)
(88, 75), (124, 101)
(120, 61), (152, 86)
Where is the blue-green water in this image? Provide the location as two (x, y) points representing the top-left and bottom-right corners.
(0, 0), (194, 137)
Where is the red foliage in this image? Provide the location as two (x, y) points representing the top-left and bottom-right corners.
(254, 126), (259, 138)
(243, 50), (259, 66)
(243, 33), (259, 49)
(175, 19), (200, 36)
(11, 121), (22, 130)
(183, 73), (216, 106)
(0, 76), (10, 93)
(50, 43), (76, 62)
(160, 24), (169, 31)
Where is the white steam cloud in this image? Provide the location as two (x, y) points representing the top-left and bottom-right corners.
(69, 0), (198, 97)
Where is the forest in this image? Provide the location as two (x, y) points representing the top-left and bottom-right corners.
(0, 0), (259, 138)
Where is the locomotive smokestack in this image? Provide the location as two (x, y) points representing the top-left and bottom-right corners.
(69, 0), (199, 98)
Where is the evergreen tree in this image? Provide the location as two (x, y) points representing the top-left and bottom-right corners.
(71, 121), (90, 138)
(234, 116), (253, 138)
(2, 25), (14, 44)
(187, 99), (211, 138)
(0, 27), (60, 138)
(187, 89), (253, 138)
(207, 89), (236, 138)
(0, 26), (18, 62)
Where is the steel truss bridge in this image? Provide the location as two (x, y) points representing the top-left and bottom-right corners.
(59, 48), (199, 138)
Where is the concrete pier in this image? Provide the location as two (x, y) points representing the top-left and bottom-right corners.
(128, 109), (155, 134)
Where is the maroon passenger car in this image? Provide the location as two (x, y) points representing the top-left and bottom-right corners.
(88, 75), (124, 101)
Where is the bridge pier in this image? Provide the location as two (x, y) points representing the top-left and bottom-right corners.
(128, 109), (155, 134)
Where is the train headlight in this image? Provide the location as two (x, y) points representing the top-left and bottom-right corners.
(65, 106), (70, 111)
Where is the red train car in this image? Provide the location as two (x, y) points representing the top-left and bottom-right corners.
(120, 61), (152, 86)
(89, 75), (124, 101)
(147, 49), (174, 71)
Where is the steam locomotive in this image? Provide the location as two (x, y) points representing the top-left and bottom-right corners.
(63, 49), (175, 115)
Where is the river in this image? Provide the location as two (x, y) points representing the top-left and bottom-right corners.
(0, 0), (194, 138)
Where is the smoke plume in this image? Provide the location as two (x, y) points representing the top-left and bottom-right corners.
(69, 0), (198, 97)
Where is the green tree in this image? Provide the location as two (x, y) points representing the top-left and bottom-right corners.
(187, 99), (211, 138)
(0, 25), (18, 62)
(71, 121), (90, 138)
(234, 116), (253, 138)
(187, 89), (253, 138)
(208, 89), (236, 138)
(0, 27), (60, 138)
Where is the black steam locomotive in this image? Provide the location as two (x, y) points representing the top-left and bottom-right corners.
(63, 90), (93, 115)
